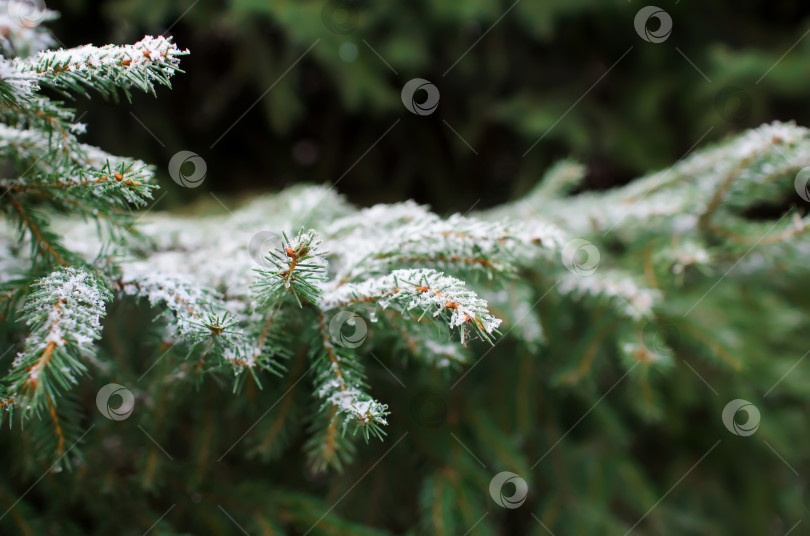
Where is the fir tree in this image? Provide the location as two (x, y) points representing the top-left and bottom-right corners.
(1, 4), (809, 535)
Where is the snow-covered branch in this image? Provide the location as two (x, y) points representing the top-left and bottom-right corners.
(252, 229), (328, 308)
(6, 268), (111, 413)
(323, 268), (502, 344)
(14, 35), (188, 100)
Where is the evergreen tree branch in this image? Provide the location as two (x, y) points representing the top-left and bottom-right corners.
(328, 206), (564, 284)
(121, 270), (268, 374)
(323, 268), (502, 345)
(13, 35), (188, 101)
(5, 191), (70, 266)
(557, 271), (660, 321)
(252, 229), (328, 309)
(5, 268), (111, 419)
(312, 312), (388, 435)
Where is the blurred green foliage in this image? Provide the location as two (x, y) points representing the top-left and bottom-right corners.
(49, 0), (810, 212)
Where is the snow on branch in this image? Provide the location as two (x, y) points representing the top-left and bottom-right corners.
(122, 269), (264, 371)
(328, 206), (565, 283)
(325, 200), (433, 238)
(301, 312), (389, 472)
(0, 123), (156, 203)
(0, 34), (185, 269)
(0, 57), (37, 103)
(557, 271), (660, 321)
(498, 122), (810, 239)
(14, 35), (188, 100)
(323, 268), (502, 344)
(6, 267), (112, 414)
(252, 229), (328, 309)
(313, 314), (388, 438)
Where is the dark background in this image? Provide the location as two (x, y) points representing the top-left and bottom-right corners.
(48, 0), (810, 213)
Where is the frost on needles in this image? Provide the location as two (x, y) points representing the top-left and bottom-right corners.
(2, 3), (810, 477)
(0, 5), (513, 467)
(0, 4), (189, 461)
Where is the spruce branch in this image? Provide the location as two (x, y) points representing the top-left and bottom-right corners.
(499, 122), (810, 238)
(312, 313), (388, 439)
(252, 229), (328, 309)
(0, 30), (184, 270)
(4, 191), (73, 266)
(328, 202), (565, 284)
(0, 57), (38, 106)
(5, 267), (111, 419)
(526, 158), (587, 200)
(0, 122), (157, 196)
(13, 35), (188, 101)
(382, 309), (471, 370)
(121, 271), (271, 375)
(305, 404), (354, 473)
(324, 199), (433, 238)
(557, 271), (660, 321)
(323, 268), (502, 345)
(0, 5), (809, 527)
